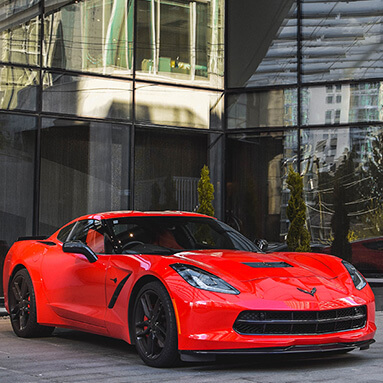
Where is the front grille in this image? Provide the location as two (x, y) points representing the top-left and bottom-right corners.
(233, 306), (367, 335)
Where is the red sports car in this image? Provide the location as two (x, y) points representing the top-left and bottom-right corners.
(3, 211), (376, 367)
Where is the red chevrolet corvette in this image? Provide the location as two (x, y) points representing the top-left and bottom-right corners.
(3, 211), (376, 367)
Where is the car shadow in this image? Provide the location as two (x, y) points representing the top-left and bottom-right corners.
(49, 327), (369, 371)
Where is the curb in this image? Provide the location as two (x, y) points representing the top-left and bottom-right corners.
(0, 297), (8, 316)
(0, 307), (8, 317)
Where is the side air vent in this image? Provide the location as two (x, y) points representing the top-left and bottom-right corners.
(243, 262), (293, 268)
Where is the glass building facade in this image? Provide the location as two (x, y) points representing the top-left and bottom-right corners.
(1, 0), (383, 296)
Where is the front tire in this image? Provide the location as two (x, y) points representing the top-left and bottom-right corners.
(8, 269), (54, 338)
(133, 281), (179, 367)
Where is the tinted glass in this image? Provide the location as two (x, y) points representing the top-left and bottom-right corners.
(0, 16), (40, 65)
(227, 89), (298, 129)
(68, 219), (101, 242)
(57, 222), (76, 242)
(0, 114), (36, 246)
(0, 66), (38, 111)
(134, 129), (207, 212)
(301, 126), (383, 274)
(44, 0), (134, 77)
(42, 72), (132, 120)
(108, 216), (259, 254)
(302, 83), (383, 126)
(135, 82), (222, 129)
(302, 0), (383, 83)
(136, 0), (224, 88)
(39, 118), (131, 234)
(301, 126), (383, 245)
(226, 131), (298, 242)
(227, 0), (297, 88)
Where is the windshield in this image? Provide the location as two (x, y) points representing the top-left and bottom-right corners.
(107, 216), (260, 255)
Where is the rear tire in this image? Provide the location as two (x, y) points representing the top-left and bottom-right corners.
(8, 269), (55, 338)
(133, 281), (179, 367)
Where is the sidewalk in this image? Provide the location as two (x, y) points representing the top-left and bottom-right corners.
(0, 312), (381, 383)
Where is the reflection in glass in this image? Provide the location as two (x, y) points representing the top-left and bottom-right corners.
(44, 0), (134, 76)
(134, 129), (207, 212)
(302, 0), (383, 83)
(39, 119), (131, 233)
(136, 0), (224, 87)
(302, 82), (383, 126)
(0, 16), (40, 65)
(226, 131), (298, 242)
(227, 89), (298, 129)
(135, 82), (222, 129)
(227, 0), (297, 88)
(0, 66), (38, 111)
(0, 114), (36, 246)
(42, 72), (132, 120)
(301, 127), (383, 255)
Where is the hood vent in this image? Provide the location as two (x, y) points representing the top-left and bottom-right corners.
(243, 262), (293, 268)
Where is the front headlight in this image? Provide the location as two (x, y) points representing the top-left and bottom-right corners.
(342, 260), (367, 290)
(171, 263), (240, 295)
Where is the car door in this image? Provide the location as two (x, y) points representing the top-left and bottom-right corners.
(41, 219), (110, 329)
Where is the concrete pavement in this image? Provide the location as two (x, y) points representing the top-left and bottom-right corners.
(0, 313), (382, 383)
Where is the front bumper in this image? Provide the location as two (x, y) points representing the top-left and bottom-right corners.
(179, 338), (375, 362)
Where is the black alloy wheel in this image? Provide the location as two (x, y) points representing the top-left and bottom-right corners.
(8, 269), (54, 337)
(133, 281), (179, 367)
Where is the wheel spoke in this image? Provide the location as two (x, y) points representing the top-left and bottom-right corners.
(10, 305), (20, 320)
(146, 334), (155, 357)
(19, 311), (28, 331)
(12, 283), (22, 302)
(136, 327), (150, 337)
(136, 319), (150, 338)
(136, 320), (149, 328)
(155, 330), (166, 347)
(20, 278), (28, 299)
(156, 323), (166, 337)
(152, 298), (163, 322)
(140, 293), (152, 319)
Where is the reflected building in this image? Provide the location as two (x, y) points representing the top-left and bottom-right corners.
(1, 0), (383, 285)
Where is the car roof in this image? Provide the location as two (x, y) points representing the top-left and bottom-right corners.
(76, 211), (212, 221)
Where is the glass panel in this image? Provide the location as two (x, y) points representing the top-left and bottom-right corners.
(227, 0), (297, 88)
(42, 72), (132, 120)
(0, 66), (38, 111)
(302, 82), (383, 126)
(302, 0), (383, 83)
(44, 0), (134, 77)
(136, 0), (224, 88)
(226, 131), (298, 242)
(208, 133), (224, 219)
(135, 82), (222, 129)
(301, 126), (383, 275)
(39, 118), (131, 233)
(134, 128), (207, 211)
(0, 114), (36, 248)
(0, 16), (40, 65)
(227, 89), (298, 129)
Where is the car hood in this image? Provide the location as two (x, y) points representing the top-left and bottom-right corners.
(171, 250), (352, 301)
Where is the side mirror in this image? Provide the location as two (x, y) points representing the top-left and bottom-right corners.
(254, 239), (268, 252)
(63, 241), (98, 263)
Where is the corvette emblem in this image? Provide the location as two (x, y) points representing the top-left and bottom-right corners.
(297, 287), (317, 296)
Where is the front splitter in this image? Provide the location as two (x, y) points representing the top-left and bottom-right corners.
(179, 339), (375, 362)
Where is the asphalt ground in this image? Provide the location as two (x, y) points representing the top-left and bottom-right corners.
(0, 312), (382, 383)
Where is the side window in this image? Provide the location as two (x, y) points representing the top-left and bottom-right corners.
(363, 241), (383, 251)
(68, 220), (107, 254)
(57, 222), (76, 243)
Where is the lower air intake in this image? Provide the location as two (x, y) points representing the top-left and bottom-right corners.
(233, 306), (367, 335)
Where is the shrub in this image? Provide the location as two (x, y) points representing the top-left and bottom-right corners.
(286, 166), (311, 252)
